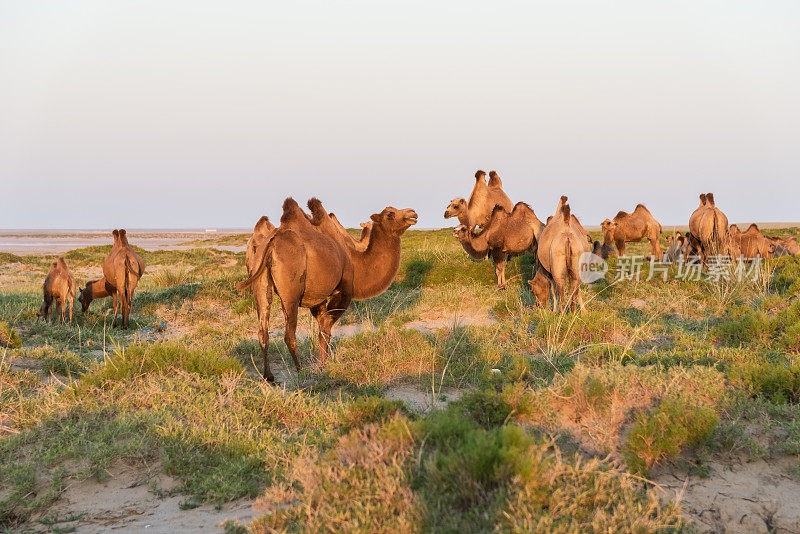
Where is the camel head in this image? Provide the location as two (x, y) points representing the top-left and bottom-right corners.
(600, 219), (617, 238)
(452, 224), (470, 242)
(371, 207), (418, 236)
(444, 198), (467, 219)
(78, 282), (92, 312)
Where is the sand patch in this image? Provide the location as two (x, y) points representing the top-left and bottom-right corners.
(384, 384), (463, 413)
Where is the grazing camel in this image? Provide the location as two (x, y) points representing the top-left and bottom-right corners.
(598, 205), (662, 260)
(239, 198), (353, 381)
(689, 193), (731, 263)
(444, 170), (513, 230)
(451, 202), (544, 288)
(102, 229), (145, 329)
(766, 236), (799, 256)
(38, 257), (76, 323)
(664, 233), (690, 263)
(534, 197), (592, 312)
(728, 224), (776, 259)
(327, 212), (373, 252)
(78, 277), (114, 313)
(306, 198), (418, 299)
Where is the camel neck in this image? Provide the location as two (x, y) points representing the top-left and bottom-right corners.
(351, 227), (402, 299)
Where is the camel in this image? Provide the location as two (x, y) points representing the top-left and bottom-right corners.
(38, 257), (76, 323)
(767, 235), (799, 256)
(451, 202), (544, 288)
(327, 212), (373, 252)
(78, 277), (113, 313)
(728, 224), (776, 259)
(688, 193), (731, 263)
(102, 229), (145, 329)
(307, 198), (418, 299)
(444, 170), (513, 230)
(533, 196), (592, 312)
(598, 205), (662, 260)
(245, 216), (277, 303)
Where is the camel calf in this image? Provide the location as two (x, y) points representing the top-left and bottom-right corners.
(38, 258), (76, 323)
(78, 277), (113, 313)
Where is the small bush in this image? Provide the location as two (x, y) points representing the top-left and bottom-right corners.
(339, 396), (405, 432)
(0, 321), (22, 349)
(151, 266), (192, 288)
(729, 360), (800, 404)
(457, 390), (512, 430)
(624, 398), (718, 475)
(713, 305), (773, 346)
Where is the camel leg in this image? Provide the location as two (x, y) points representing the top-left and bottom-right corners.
(68, 296), (74, 324)
(616, 239), (626, 258)
(491, 249), (507, 289)
(650, 237), (663, 262)
(316, 289), (352, 363)
(112, 291), (119, 328)
(254, 275), (275, 381)
(60, 298), (67, 324)
(281, 300), (302, 372)
(551, 262), (567, 313)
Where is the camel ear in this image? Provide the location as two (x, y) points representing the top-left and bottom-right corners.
(370, 213), (381, 223)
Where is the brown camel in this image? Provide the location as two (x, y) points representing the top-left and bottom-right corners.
(688, 192), (731, 263)
(38, 257), (76, 323)
(102, 229), (145, 329)
(245, 216), (277, 304)
(534, 197), (592, 312)
(766, 235), (799, 256)
(327, 212), (373, 252)
(78, 277), (113, 313)
(663, 233), (690, 263)
(728, 224), (776, 259)
(452, 202), (544, 288)
(444, 170), (513, 230)
(239, 198), (353, 381)
(598, 205), (662, 260)
(307, 198), (418, 299)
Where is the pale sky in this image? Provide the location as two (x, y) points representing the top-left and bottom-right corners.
(1, 0), (798, 229)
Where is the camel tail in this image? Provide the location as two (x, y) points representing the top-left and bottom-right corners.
(238, 228), (279, 290)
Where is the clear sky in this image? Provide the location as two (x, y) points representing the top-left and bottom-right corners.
(1, 0), (798, 229)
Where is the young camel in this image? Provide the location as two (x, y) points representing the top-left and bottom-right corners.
(102, 229), (145, 329)
(306, 198), (418, 299)
(532, 197), (592, 313)
(451, 202), (544, 288)
(728, 224), (776, 259)
(38, 258), (76, 323)
(689, 193), (731, 263)
(444, 170), (513, 230)
(78, 277), (114, 313)
(598, 205), (662, 260)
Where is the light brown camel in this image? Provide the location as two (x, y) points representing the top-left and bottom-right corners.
(307, 198), (418, 299)
(102, 229), (145, 329)
(78, 277), (113, 313)
(327, 212), (373, 252)
(688, 192), (731, 263)
(534, 197), (592, 312)
(245, 216), (277, 304)
(38, 257), (76, 323)
(452, 202), (544, 288)
(765, 235), (799, 256)
(444, 170), (513, 230)
(239, 198), (353, 381)
(728, 224), (776, 259)
(598, 205), (662, 260)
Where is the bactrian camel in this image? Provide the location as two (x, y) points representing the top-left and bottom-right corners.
(444, 170), (513, 230)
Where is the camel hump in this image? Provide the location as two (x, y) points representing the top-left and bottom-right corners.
(699, 193), (707, 205)
(614, 210), (628, 220)
(57, 257), (68, 269)
(307, 198), (327, 225)
(254, 215), (272, 234)
(706, 193), (715, 205)
(746, 223), (759, 232)
(488, 170), (502, 188)
(560, 195), (568, 204)
(280, 197), (305, 224)
(512, 202), (532, 214)
(475, 170), (486, 181)
(562, 204), (571, 222)
(635, 203), (649, 212)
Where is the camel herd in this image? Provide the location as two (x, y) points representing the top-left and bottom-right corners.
(30, 170), (798, 382)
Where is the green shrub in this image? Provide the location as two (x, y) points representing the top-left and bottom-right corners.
(339, 396), (405, 432)
(624, 398), (718, 475)
(729, 360), (800, 404)
(713, 305), (773, 346)
(0, 321), (22, 349)
(458, 390), (512, 430)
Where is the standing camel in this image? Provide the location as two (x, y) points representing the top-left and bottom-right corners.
(451, 202), (544, 288)
(102, 229), (145, 329)
(688, 193), (731, 263)
(38, 257), (76, 323)
(444, 170), (513, 231)
(598, 205), (662, 260)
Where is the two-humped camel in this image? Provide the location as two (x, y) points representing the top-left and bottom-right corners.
(444, 170), (513, 231)
(688, 193), (731, 263)
(530, 196), (592, 313)
(38, 257), (76, 323)
(451, 203), (544, 288)
(102, 229), (145, 329)
(767, 235), (800, 256)
(728, 224), (777, 259)
(598, 205), (662, 260)
(239, 198), (417, 381)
